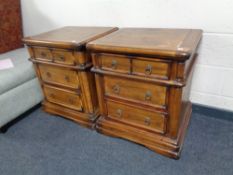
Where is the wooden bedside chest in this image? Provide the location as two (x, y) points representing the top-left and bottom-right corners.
(23, 26), (118, 128)
(87, 28), (202, 158)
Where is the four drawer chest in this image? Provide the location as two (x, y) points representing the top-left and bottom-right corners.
(87, 28), (202, 159)
(23, 26), (118, 128)
(23, 27), (202, 159)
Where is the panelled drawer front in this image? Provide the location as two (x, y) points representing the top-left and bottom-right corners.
(104, 76), (167, 107)
(44, 85), (83, 111)
(33, 47), (53, 61)
(38, 64), (80, 89)
(132, 59), (169, 79)
(51, 49), (75, 65)
(107, 101), (166, 134)
(100, 54), (130, 73)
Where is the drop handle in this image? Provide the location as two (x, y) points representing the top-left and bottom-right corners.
(64, 75), (70, 82)
(116, 109), (123, 118)
(112, 85), (120, 94)
(68, 97), (75, 105)
(145, 64), (152, 75)
(49, 93), (55, 98)
(111, 60), (117, 69)
(144, 117), (151, 126)
(59, 55), (65, 61)
(145, 91), (152, 101)
(40, 52), (47, 57)
(46, 72), (51, 78)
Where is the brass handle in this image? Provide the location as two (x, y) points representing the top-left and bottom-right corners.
(49, 93), (55, 98)
(144, 117), (151, 126)
(116, 109), (122, 118)
(111, 60), (117, 69)
(145, 64), (152, 75)
(59, 55), (65, 61)
(145, 91), (152, 101)
(64, 75), (70, 82)
(68, 97), (75, 105)
(113, 85), (120, 94)
(41, 52), (47, 57)
(46, 72), (51, 78)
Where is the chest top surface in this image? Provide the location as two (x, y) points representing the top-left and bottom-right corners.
(23, 26), (118, 49)
(87, 28), (202, 60)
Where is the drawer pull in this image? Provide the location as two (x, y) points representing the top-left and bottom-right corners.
(145, 91), (152, 101)
(144, 117), (151, 126)
(46, 72), (51, 78)
(113, 84), (120, 94)
(64, 75), (70, 82)
(111, 60), (117, 69)
(40, 52), (47, 57)
(49, 93), (55, 98)
(145, 64), (152, 75)
(59, 55), (65, 61)
(68, 97), (75, 105)
(116, 109), (123, 118)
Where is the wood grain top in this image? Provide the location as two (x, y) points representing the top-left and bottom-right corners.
(23, 26), (118, 49)
(87, 28), (202, 60)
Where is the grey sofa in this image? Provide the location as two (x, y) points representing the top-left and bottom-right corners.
(0, 48), (43, 130)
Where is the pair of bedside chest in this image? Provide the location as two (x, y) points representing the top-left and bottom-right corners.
(23, 27), (202, 159)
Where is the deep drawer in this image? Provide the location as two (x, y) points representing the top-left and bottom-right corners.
(44, 85), (83, 111)
(104, 76), (167, 108)
(106, 101), (166, 134)
(38, 64), (80, 89)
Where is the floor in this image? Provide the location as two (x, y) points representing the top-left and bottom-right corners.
(0, 107), (232, 175)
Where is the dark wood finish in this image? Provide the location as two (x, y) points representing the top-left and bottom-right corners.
(88, 28), (202, 158)
(23, 26), (118, 128)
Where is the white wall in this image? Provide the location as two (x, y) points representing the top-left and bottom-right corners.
(21, 0), (233, 111)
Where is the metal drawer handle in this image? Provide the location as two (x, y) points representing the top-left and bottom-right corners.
(49, 93), (55, 98)
(113, 84), (120, 94)
(116, 109), (123, 118)
(145, 64), (152, 75)
(41, 52), (47, 57)
(68, 97), (75, 105)
(59, 55), (65, 61)
(145, 91), (152, 101)
(144, 117), (151, 126)
(111, 60), (117, 69)
(46, 72), (51, 78)
(64, 75), (70, 82)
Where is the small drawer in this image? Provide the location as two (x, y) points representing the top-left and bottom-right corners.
(33, 47), (53, 61)
(51, 49), (75, 65)
(38, 64), (80, 89)
(44, 85), (83, 111)
(132, 59), (170, 79)
(104, 76), (167, 107)
(100, 54), (130, 73)
(107, 101), (166, 134)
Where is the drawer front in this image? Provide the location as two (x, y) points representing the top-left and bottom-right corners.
(38, 64), (80, 89)
(51, 49), (75, 65)
(33, 47), (53, 61)
(100, 54), (130, 73)
(107, 101), (166, 133)
(44, 85), (83, 111)
(104, 76), (167, 107)
(132, 59), (169, 79)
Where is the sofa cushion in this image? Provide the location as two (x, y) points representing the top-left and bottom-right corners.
(0, 48), (36, 95)
(0, 48), (30, 64)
